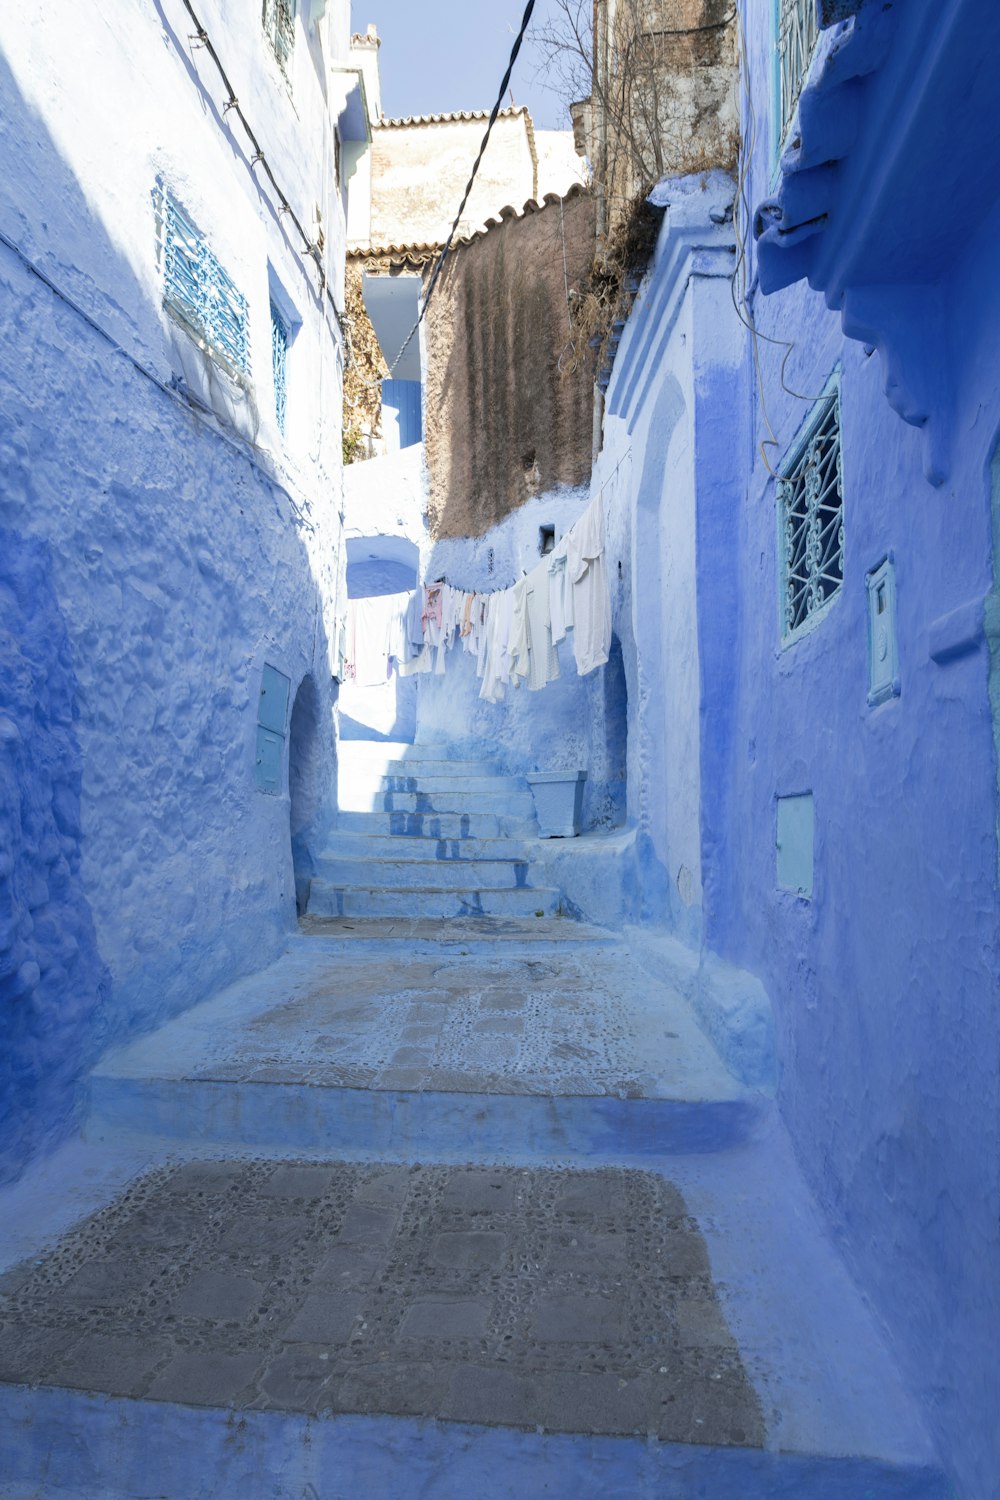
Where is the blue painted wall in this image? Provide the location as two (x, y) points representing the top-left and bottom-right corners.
(0, 56), (338, 1180)
(688, 7), (1000, 1494)
(0, 533), (110, 1182)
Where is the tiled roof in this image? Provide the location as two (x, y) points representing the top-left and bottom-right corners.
(350, 184), (590, 262)
(375, 105), (528, 130)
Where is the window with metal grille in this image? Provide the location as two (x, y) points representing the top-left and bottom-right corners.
(155, 188), (251, 378)
(270, 301), (288, 436)
(263, 0), (296, 79)
(777, 0), (820, 145)
(778, 381), (844, 641)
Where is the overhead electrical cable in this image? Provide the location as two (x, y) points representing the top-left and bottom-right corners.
(177, 0), (343, 337)
(383, 0), (538, 378)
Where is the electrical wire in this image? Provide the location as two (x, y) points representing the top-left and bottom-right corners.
(639, 8), (737, 42)
(730, 0), (836, 476)
(380, 0), (538, 379)
(177, 0), (343, 340)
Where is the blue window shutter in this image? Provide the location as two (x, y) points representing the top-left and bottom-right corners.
(255, 664), (291, 795)
(255, 727), (284, 794)
(158, 187), (251, 378)
(382, 379), (423, 449)
(258, 664), (291, 734)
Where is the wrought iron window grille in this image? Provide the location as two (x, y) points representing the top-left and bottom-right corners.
(270, 300), (289, 437)
(777, 380), (844, 641)
(155, 187), (251, 380)
(262, 0), (296, 81)
(777, 0), (820, 145)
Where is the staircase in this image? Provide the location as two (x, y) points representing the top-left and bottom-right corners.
(306, 742), (562, 922)
(0, 739), (949, 1499)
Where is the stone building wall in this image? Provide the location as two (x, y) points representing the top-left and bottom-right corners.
(422, 187), (597, 538)
(584, 0), (739, 228)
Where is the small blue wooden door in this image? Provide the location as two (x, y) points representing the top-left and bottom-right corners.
(382, 379), (423, 449)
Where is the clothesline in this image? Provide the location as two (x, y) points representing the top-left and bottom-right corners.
(342, 492), (613, 701)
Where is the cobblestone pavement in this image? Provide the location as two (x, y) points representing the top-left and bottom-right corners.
(0, 1159), (763, 1445)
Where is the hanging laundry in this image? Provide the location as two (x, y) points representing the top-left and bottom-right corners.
(566, 493), (612, 676)
(526, 561), (560, 691)
(345, 595), (394, 686)
(548, 535), (573, 645)
(509, 575), (530, 685)
(480, 588), (515, 702)
(346, 492), (613, 701)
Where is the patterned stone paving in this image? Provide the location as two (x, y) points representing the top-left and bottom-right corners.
(0, 1160), (763, 1445)
(158, 946), (740, 1102)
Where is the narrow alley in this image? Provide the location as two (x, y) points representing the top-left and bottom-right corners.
(0, 743), (942, 1496)
(1, 0), (998, 1497)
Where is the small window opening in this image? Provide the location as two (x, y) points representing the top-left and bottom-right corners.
(777, 379), (844, 642)
(539, 524), (555, 556)
(263, 0), (296, 80)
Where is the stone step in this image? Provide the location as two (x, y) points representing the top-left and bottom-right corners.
(381, 789), (535, 817)
(337, 808), (533, 839)
(313, 855), (534, 890)
(307, 882), (560, 920)
(318, 830), (533, 862)
(385, 757), (501, 777)
(87, 1071), (761, 1160)
(83, 940), (764, 1159)
(382, 773), (519, 797)
(298, 916), (616, 948)
(385, 742), (492, 761)
(0, 1387), (951, 1500)
(0, 1149), (949, 1500)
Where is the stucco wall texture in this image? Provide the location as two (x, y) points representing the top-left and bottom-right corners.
(0, 241), (337, 1180)
(0, 2), (347, 1180)
(422, 189), (597, 539)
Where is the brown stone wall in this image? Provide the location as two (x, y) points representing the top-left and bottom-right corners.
(422, 189), (597, 539)
(596, 0), (739, 229)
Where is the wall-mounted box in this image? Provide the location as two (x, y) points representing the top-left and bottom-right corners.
(866, 555), (900, 706)
(777, 792), (814, 897)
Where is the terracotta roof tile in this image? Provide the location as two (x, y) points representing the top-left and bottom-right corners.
(350, 183), (590, 262)
(375, 105), (528, 130)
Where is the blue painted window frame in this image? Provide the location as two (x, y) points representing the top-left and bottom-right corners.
(777, 371), (844, 645)
(270, 301), (289, 437)
(155, 186), (251, 380)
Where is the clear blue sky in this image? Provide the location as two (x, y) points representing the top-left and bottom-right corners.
(349, 1), (577, 130)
